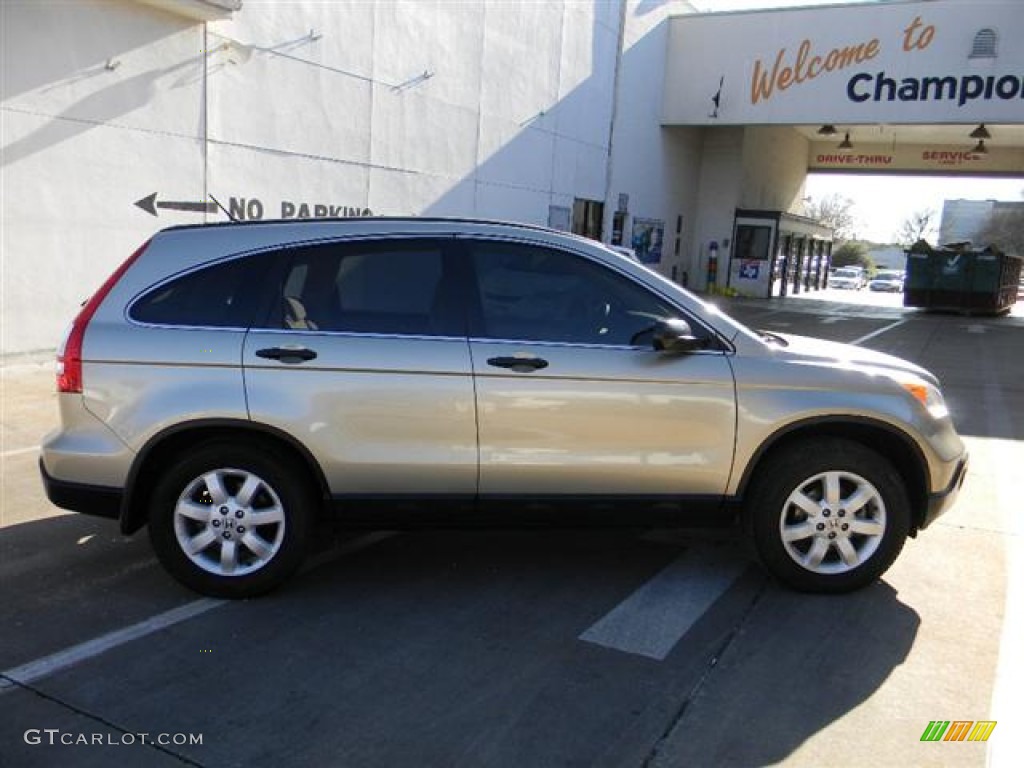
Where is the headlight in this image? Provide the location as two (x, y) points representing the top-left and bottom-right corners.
(897, 377), (949, 420)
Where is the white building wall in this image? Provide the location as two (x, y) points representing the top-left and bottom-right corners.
(604, 4), (815, 290)
(939, 199), (996, 245)
(605, 1), (700, 283)
(868, 246), (907, 269)
(691, 127), (744, 292)
(1, 0), (625, 358)
(2, 0), (206, 357)
(740, 126), (809, 213)
(680, 125), (811, 292)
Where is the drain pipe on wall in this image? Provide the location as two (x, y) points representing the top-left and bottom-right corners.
(201, 22), (210, 223)
(602, 0), (629, 247)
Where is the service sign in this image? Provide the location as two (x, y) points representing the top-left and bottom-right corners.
(663, 0), (1023, 125)
(808, 141), (1024, 175)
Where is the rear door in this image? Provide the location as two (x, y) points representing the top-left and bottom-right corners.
(242, 238), (477, 502)
(463, 239), (737, 501)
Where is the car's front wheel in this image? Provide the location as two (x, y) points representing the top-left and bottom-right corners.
(148, 442), (314, 598)
(746, 438), (910, 593)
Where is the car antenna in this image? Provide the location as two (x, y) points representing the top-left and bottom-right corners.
(209, 194), (237, 222)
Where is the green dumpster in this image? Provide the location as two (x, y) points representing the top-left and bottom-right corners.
(903, 240), (1022, 314)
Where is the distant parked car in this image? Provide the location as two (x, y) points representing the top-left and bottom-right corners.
(869, 270), (905, 292)
(830, 267), (865, 290)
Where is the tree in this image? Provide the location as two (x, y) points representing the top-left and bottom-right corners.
(895, 208), (936, 246)
(830, 240), (874, 271)
(976, 206), (1024, 256)
(803, 194), (856, 240)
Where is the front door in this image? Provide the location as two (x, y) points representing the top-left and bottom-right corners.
(462, 239), (736, 501)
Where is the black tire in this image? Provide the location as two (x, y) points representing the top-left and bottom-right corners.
(148, 441), (314, 598)
(745, 438), (910, 593)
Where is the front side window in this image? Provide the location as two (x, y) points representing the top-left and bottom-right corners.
(261, 240), (462, 337)
(469, 242), (690, 347)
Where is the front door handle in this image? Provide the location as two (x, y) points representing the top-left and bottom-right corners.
(255, 346), (317, 364)
(487, 356), (548, 372)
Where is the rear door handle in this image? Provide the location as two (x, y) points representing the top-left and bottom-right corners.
(255, 346), (317, 364)
(487, 356), (548, 372)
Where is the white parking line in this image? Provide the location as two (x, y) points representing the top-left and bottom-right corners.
(989, 508), (1022, 768)
(981, 354), (1022, 768)
(849, 320), (906, 347)
(579, 547), (746, 660)
(0, 446), (39, 459)
(0, 531), (396, 695)
(0, 599), (225, 693)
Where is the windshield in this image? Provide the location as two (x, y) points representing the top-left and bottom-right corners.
(835, 268), (860, 277)
(876, 270), (902, 279)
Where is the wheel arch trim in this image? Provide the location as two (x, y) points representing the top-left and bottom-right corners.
(119, 418), (329, 535)
(734, 415), (932, 532)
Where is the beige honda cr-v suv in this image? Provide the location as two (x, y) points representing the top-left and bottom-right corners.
(41, 218), (967, 598)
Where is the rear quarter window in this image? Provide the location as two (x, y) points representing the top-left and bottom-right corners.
(130, 254), (273, 328)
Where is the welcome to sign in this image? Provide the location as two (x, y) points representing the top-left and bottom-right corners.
(663, 0), (1023, 125)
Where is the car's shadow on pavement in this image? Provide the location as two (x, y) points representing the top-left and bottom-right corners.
(653, 579), (919, 766)
(189, 528), (918, 768)
(2, 514), (920, 768)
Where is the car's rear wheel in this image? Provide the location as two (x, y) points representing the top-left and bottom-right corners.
(149, 442), (313, 598)
(746, 438), (910, 593)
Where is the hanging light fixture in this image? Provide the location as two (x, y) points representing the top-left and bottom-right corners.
(971, 139), (988, 155)
(838, 132), (853, 151)
(817, 124), (837, 136)
(969, 123), (991, 140)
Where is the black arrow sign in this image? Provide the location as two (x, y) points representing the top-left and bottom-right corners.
(135, 192), (219, 217)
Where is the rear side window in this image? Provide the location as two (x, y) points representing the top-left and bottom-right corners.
(130, 254), (273, 328)
(259, 240), (463, 336)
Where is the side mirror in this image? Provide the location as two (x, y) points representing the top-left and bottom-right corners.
(652, 318), (705, 353)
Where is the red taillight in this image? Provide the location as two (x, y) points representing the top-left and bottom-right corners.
(57, 239), (151, 393)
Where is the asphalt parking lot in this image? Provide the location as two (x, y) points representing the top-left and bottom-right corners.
(1, 292), (1021, 767)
